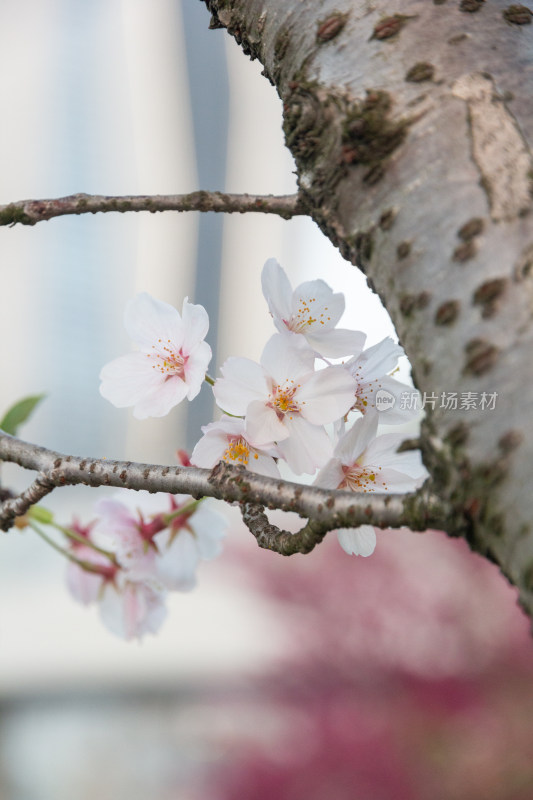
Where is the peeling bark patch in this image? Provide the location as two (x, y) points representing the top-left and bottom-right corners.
(371, 15), (410, 40)
(379, 208), (396, 229)
(397, 240), (411, 259)
(513, 243), (533, 281)
(363, 164), (385, 185)
(522, 562), (533, 591)
(405, 62), (435, 82)
(473, 278), (507, 317)
(400, 292), (431, 316)
(354, 231), (374, 267)
(460, 0), (484, 11)
(435, 300), (460, 325)
(317, 13), (347, 42)
(498, 430), (523, 454)
(445, 422), (469, 448)
(463, 339), (499, 375)
(503, 5), (532, 24)
(448, 33), (469, 44)
(274, 30), (289, 61)
(452, 73), (532, 220)
(283, 86), (325, 162)
(458, 217), (484, 240)
(453, 240), (477, 262)
(341, 91), (408, 167)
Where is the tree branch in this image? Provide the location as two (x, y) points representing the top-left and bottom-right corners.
(240, 500), (426, 556)
(0, 191), (306, 227)
(0, 432), (447, 546)
(0, 474), (55, 525)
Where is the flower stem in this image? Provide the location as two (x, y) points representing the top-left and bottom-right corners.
(204, 373), (215, 386)
(51, 522), (118, 562)
(164, 499), (201, 524)
(28, 520), (116, 574)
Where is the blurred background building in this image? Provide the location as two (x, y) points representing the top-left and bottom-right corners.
(1, 2), (532, 799)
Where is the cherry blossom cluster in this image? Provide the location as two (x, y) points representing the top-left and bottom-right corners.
(29, 259), (425, 641)
(27, 491), (226, 640)
(100, 258), (426, 564)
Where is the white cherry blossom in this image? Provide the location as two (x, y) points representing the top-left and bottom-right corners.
(191, 416), (280, 478)
(344, 337), (420, 424)
(93, 490), (227, 592)
(152, 498), (227, 591)
(100, 292), (212, 419)
(315, 413), (427, 557)
(261, 258), (366, 358)
(316, 413), (427, 494)
(214, 334), (357, 474)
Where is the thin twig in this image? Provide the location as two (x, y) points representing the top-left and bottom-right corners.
(0, 473), (55, 527)
(0, 191), (306, 227)
(0, 431), (447, 539)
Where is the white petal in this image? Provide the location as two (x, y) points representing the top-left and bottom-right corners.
(336, 526), (376, 557)
(132, 375), (189, 419)
(248, 452), (281, 478)
(190, 427), (229, 468)
(156, 530), (200, 591)
(124, 293), (184, 350)
(184, 340), (212, 400)
(305, 328), (366, 359)
(214, 357), (269, 415)
(371, 467), (425, 493)
(364, 435), (428, 479)
(99, 353), (162, 408)
(362, 432), (404, 465)
(180, 299), (210, 355)
(203, 416), (246, 436)
(65, 561), (103, 605)
(297, 367), (356, 425)
(246, 400), (289, 445)
(276, 416), (332, 474)
(261, 258), (293, 327)
(103, 489), (171, 519)
(354, 337), (404, 380)
(260, 333), (315, 384)
(334, 413), (379, 464)
(92, 499), (138, 551)
(314, 458), (344, 489)
(99, 580), (167, 640)
(357, 375), (420, 424)
(290, 278), (344, 330)
(189, 503), (228, 560)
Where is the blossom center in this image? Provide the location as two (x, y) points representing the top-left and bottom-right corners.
(284, 296), (331, 333)
(339, 463), (386, 493)
(147, 339), (187, 380)
(223, 437), (251, 466)
(269, 382), (300, 420)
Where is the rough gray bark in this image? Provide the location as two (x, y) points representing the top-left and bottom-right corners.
(203, 0), (533, 616)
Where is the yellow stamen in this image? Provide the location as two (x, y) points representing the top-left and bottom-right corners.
(223, 438), (250, 466)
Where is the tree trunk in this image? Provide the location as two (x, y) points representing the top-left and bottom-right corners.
(202, 0), (533, 618)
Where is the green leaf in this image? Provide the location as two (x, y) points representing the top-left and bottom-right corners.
(0, 394), (46, 435)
